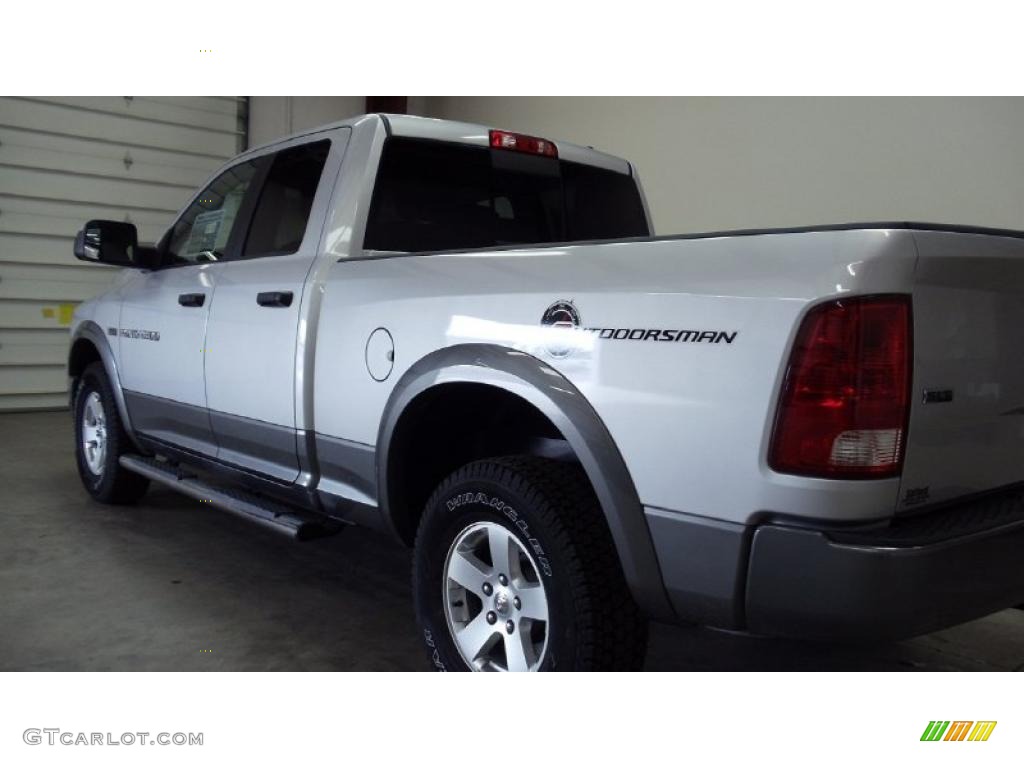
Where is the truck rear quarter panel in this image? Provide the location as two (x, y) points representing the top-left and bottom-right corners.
(313, 228), (918, 526)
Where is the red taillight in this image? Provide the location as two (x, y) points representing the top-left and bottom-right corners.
(769, 295), (912, 479)
(489, 129), (558, 158)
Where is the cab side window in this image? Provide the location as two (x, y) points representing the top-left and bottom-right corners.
(243, 140), (330, 258)
(165, 160), (260, 265)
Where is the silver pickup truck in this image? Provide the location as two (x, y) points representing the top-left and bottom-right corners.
(68, 113), (1024, 671)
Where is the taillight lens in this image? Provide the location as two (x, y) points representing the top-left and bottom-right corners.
(769, 295), (912, 479)
(489, 129), (558, 158)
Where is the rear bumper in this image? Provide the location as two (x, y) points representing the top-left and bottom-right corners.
(648, 485), (1024, 640)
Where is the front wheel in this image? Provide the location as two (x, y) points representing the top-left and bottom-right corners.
(413, 456), (648, 671)
(73, 361), (149, 504)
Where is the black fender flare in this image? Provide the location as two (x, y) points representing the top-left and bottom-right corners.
(377, 343), (673, 620)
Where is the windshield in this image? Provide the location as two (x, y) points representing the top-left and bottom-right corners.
(364, 137), (649, 253)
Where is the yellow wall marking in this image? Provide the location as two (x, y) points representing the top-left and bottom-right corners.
(41, 303), (76, 325)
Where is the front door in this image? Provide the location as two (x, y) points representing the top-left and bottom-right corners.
(204, 134), (341, 482)
(118, 157), (261, 456)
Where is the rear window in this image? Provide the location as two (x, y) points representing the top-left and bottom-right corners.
(363, 138), (649, 253)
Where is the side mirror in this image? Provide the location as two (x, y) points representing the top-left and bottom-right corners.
(73, 220), (139, 267)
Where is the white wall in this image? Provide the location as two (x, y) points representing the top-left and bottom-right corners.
(248, 97), (366, 147)
(248, 97), (433, 148)
(426, 97), (1024, 235)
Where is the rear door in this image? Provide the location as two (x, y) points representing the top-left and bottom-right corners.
(203, 132), (344, 482)
(118, 156), (261, 455)
(900, 230), (1024, 510)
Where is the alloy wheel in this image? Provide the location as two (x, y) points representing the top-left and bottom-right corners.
(442, 521), (550, 671)
(81, 391), (108, 476)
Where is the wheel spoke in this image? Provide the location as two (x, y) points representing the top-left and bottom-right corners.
(446, 551), (491, 597)
(455, 611), (498, 662)
(504, 628), (530, 672)
(487, 526), (513, 577)
(517, 583), (548, 622)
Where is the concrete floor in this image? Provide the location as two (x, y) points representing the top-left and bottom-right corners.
(1, 410), (1022, 671)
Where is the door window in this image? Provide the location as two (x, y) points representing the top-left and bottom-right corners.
(243, 140), (331, 258)
(165, 160), (260, 265)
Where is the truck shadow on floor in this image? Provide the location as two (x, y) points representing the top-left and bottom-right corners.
(4, 460), (1022, 672)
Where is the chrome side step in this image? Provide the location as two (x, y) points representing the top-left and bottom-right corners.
(119, 455), (342, 541)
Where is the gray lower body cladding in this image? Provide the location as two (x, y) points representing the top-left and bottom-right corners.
(123, 391), (372, 492)
(125, 391), (301, 483)
(648, 484), (1024, 639)
(209, 410), (300, 484)
(646, 508), (750, 629)
(123, 390), (383, 527)
(124, 390), (221, 460)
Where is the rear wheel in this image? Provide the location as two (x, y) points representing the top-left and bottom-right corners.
(413, 456), (648, 671)
(73, 362), (149, 504)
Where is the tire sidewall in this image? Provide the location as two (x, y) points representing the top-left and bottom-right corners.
(415, 473), (580, 671)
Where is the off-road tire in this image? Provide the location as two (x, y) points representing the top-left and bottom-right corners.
(414, 455), (648, 671)
(73, 361), (149, 504)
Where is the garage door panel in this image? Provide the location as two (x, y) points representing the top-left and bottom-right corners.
(0, 364), (66, 396)
(0, 299), (80, 330)
(0, 125), (226, 174)
(154, 97), (245, 118)
(0, 98), (239, 158)
(0, 234), (81, 266)
(0, 329), (69, 366)
(0, 129), (215, 188)
(0, 392), (67, 410)
(0, 234), (131, 269)
(32, 97), (245, 135)
(0, 195), (175, 241)
(0, 263), (116, 302)
(0, 167), (189, 214)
